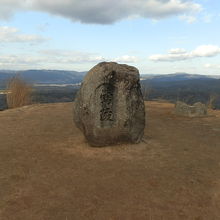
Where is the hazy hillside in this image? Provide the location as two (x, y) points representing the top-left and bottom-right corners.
(0, 70), (86, 86)
(1, 70), (220, 87)
(142, 73), (210, 81)
(141, 74), (220, 108)
(1, 70), (220, 110)
(141, 72), (220, 81)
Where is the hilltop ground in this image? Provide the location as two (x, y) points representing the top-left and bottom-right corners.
(0, 101), (220, 219)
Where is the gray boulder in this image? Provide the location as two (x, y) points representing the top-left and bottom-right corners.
(175, 101), (207, 117)
(73, 62), (145, 147)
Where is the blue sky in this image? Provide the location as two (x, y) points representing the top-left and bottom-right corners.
(0, 0), (220, 75)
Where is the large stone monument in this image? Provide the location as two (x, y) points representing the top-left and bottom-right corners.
(73, 62), (145, 146)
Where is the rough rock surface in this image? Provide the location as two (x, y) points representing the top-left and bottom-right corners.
(73, 62), (145, 146)
(175, 101), (207, 117)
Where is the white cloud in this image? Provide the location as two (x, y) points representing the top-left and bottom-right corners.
(191, 45), (220, 57)
(0, 55), (47, 68)
(41, 49), (105, 63)
(41, 50), (139, 63)
(169, 48), (187, 54)
(0, 26), (48, 43)
(204, 63), (220, 69)
(0, 50), (138, 69)
(113, 55), (139, 63)
(0, 0), (202, 24)
(149, 45), (220, 62)
(0, 0), (24, 20)
(179, 14), (197, 23)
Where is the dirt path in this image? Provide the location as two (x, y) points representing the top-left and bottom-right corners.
(0, 101), (220, 219)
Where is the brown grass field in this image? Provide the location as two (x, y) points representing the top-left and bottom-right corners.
(0, 101), (220, 219)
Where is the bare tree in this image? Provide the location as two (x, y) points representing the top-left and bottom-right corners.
(6, 75), (32, 109)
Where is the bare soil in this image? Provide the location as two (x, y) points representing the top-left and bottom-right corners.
(0, 101), (220, 220)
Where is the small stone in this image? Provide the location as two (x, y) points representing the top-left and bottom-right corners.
(73, 62), (145, 146)
(175, 101), (207, 117)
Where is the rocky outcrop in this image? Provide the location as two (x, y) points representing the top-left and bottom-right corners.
(175, 101), (207, 117)
(73, 62), (145, 147)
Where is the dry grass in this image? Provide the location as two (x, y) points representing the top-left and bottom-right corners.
(6, 76), (32, 109)
(0, 101), (220, 219)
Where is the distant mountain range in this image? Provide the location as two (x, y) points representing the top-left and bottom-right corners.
(0, 70), (220, 109)
(141, 72), (220, 93)
(140, 72), (220, 108)
(141, 73), (220, 82)
(0, 70), (87, 87)
(0, 70), (220, 85)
